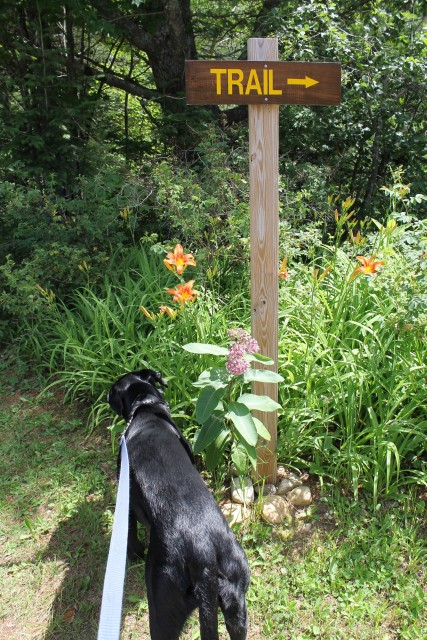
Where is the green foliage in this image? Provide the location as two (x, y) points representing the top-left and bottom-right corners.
(147, 127), (251, 265)
(31, 239), (250, 432)
(0, 1), (102, 183)
(184, 336), (282, 473)
(273, 1), (427, 213)
(15, 170), (426, 504)
(0, 157), (146, 340)
(276, 213), (427, 503)
(2, 0), (425, 218)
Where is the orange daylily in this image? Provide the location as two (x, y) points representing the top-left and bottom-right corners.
(278, 257), (288, 280)
(166, 280), (200, 306)
(141, 305), (155, 320)
(159, 305), (177, 318)
(351, 255), (384, 279)
(164, 244), (196, 275)
(313, 265), (332, 281)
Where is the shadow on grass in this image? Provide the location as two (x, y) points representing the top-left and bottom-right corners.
(41, 497), (111, 640)
(40, 498), (149, 640)
(0, 379), (153, 640)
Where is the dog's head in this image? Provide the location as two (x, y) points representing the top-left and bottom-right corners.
(107, 369), (168, 422)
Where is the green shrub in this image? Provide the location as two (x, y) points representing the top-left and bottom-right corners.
(19, 172), (427, 504)
(276, 222), (427, 503)
(35, 239), (250, 432)
(0, 159), (136, 341)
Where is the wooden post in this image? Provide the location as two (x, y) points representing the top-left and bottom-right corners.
(248, 38), (279, 483)
(185, 46), (340, 483)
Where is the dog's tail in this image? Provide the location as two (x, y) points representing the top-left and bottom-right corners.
(218, 553), (249, 640)
(219, 577), (248, 640)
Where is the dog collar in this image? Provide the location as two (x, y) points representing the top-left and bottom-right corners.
(126, 399), (171, 428)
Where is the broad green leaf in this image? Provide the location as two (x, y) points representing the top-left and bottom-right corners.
(243, 369), (284, 383)
(238, 393), (281, 412)
(192, 367), (230, 388)
(233, 435), (258, 470)
(204, 430), (230, 472)
(183, 342), (229, 356)
(196, 384), (226, 424)
(252, 417), (271, 441)
(228, 402), (258, 446)
(243, 353), (274, 365)
(231, 443), (249, 476)
(193, 413), (225, 455)
(371, 218), (383, 231)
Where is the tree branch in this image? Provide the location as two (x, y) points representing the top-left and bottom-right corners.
(84, 64), (163, 102)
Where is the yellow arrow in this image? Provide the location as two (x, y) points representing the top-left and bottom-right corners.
(287, 76), (319, 89)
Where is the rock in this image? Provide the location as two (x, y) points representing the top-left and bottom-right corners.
(287, 485), (312, 507)
(254, 483), (277, 497)
(277, 472), (304, 495)
(300, 523), (312, 534)
(276, 465), (287, 480)
(261, 495), (293, 525)
(231, 477), (254, 505)
(276, 478), (295, 495)
(287, 473), (303, 487)
(221, 502), (248, 526)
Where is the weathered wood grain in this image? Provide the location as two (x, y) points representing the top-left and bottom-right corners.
(249, 38), (279, 483)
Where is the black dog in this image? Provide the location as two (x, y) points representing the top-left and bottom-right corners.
(107, 369), (250, 640)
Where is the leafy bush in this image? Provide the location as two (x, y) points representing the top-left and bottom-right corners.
(34, 239), (250, 431)
(19, 173), (427, 504)
(0, 156), (146, 341)
(184, 334), (282, 475)
(276, 212), (427, 503)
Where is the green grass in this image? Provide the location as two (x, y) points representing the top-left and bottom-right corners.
(1, 369), (426, 639)
(0, 376), (115, 639)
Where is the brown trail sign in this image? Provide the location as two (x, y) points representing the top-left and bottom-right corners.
(185, 60), (341, 106)
(185, 39), (341, 483)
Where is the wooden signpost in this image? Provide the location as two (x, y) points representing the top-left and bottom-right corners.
(185, 59), (341, 106)
(186, 39), (341, 482)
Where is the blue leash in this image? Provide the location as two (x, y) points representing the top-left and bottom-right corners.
(97, 435), (130, 640)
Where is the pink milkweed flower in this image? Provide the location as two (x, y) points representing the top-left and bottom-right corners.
(226, 329), (260, 375)
(226, 342), (250, 375)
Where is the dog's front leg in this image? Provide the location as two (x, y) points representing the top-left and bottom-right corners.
(127, 510), (145, 560)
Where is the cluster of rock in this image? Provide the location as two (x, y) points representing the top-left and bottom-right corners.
(220, 466), (313, 527)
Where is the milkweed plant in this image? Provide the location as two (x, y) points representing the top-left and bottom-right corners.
(139, 242), (284, 474)
(184, 329), (284, 475)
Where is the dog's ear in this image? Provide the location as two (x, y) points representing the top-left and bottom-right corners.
(107, 386), (124, 417)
